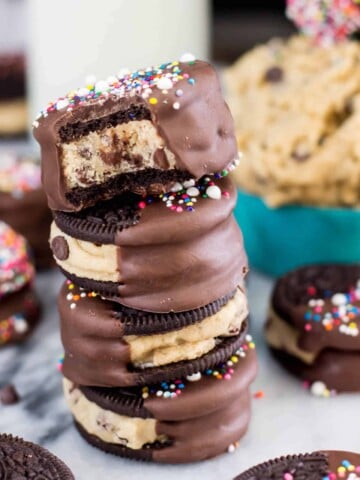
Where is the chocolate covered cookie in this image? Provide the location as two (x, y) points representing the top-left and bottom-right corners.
(0, 222), (41, 346)
(235, 450), (360, 479)
(63, 334), (256, 463)
(33, 57), (239, 211)
(0, 154), (53, 269)
(0, 434), (74, 479)
(59, 280), (248, 386)
(265, 264), (360, 394)
(51, 175), (247, 313)
(0, 54), (27, 137)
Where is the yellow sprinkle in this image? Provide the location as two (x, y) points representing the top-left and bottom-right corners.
(149, 97), (158, 105)
(69, 284), (74, 290)
(249, 342), (255, 349)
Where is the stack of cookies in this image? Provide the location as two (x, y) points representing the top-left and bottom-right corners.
(34, 56), (257, 463)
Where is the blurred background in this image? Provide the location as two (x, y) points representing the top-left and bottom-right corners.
(0, 0), (294, 143)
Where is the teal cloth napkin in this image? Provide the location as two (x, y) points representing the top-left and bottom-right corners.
(234, 189), (360, 277)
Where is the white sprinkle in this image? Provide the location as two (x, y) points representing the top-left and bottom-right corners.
(186, 187), (200, 197)
(180, 52), (196, 63)
(176, 89), (184, 97)
(118, 68), (131, 78)
(183, 179), (195, 188)
(95, 80), (109, 93)
(70, 303), (76, 310)
(310, 381), (327, 397)
(77, 87), (90, 97)
(206, 185), (222, 200)
(157, 77), (173, 90)
(331, 293), (347, 306)
(14, 318), (28, 334)
(56, 99), (69, 110)
(172, 102), (180, 110)
(80, 292), (86, 298)
(186, 372), (202, 382)
(227, 444), (236, 453)
(66, 293), (73, 301)
(107, 75), (118, 84)
(170, 182), (183, 193)
(156, 390), (163, 397)
(32, 120), (39, 128)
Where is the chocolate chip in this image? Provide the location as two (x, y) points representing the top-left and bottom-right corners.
(291, 150), (310, 162)
(0, 384), (20, 405)
(264, 66), (284, 83)
(51, 236), (69, 261)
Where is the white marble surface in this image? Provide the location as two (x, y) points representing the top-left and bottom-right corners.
(1, 269), (359, 480)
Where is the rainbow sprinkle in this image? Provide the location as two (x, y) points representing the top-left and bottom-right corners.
(303, 281), (360, 336)
(324, 458), (360, 479)
(0, 154), (41, 196)
(0, 222), (34, 299)
(287, 0), (360, 45)
(34, 54), (198, 126)
(142, 335), (255, 400)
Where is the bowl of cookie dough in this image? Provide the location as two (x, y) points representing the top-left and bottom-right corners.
(225, 35), (360, 277)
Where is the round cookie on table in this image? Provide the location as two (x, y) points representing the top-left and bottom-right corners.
(234, 450), (360, 480)
(0, 434), (74, 479)
(63, 333), (256, 463)
(225, 32), (360, 276)
(0, 153), (53, 269)
(265, 264), (360, 396)
(0, 221), (41, 346)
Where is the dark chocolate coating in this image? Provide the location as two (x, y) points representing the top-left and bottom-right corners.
(268, 264), (360, 391)
(0, 285), (41, 347)
(54, 176), (248, 313)
(235, 450), (360, 480)
(34, 61), (238, 211)
(72, 344), (257, 463)
(0, 434), (74, 479)
(0, 189), (53, 269)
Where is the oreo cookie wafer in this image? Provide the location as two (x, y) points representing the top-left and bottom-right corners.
(0, 434), (74, 479)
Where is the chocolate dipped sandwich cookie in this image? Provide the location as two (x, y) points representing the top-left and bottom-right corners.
(266, 264), (360, 394)
(0, 153), (53, 269)
(33, 56), (239, 211)
(235, 450), (360, 480)
(0, 54), (27, 137)
(51, 175), (247, 313)
(59, 280), (248, 386)
(0, 222), (41, 346)
(0, 434), (74, 479)
(63, 335), (256, 463)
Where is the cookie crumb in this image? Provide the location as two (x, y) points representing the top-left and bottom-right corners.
(0, 384), (20, 405)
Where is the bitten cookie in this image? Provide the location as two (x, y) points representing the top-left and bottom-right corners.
(0, 153), (53, 269)
(59, 281), (248, 386)
(235, 451), (360, 480)
(0, 54), (27, 136)
(63, 335), (256, 463)
(50, 175), (247, 313)
(33, 57), (239, 211)
(226, 35), (360, 207)
(266, 264), (360, 394)
(0, 434), (74, 479)
(0, 221), (41, 346)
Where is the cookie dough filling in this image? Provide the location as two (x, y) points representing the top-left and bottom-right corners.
(61, 120), (177, 190)
(265, 308), (316, 365)
(64, 379), (162, 449)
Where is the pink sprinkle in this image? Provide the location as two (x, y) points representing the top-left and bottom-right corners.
(222, 191), (230, 198)
(283, 474), (293, 480)
(224, 373), (231, 380)
(176, 206), (183, 212)
(138, 201), (146, 209)
(305, 323), (312, 331)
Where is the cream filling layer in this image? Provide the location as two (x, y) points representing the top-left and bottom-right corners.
(266, 309), (316, 365)
(126, 288), (248, 367)
(0, 99), (27, 134)
(63, 378), (165, 450)
(51, 222), (118, 282)
(61, 120), (176, 189)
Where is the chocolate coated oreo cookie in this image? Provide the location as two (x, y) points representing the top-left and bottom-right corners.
(235, 450), (360, 480)
(64, 335), (257, 463)
(0, 434), (74, 479)
(266, 264), (360, 393)
(62, 320), (249, 387)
